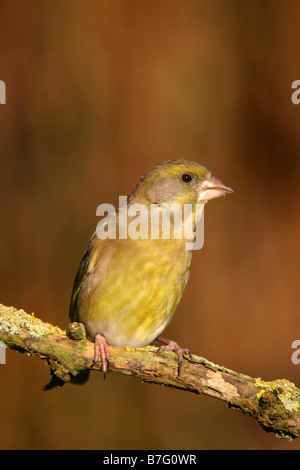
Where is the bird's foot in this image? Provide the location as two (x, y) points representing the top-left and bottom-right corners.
(93, 333), (110, 377)
(157, 336), (191, 375)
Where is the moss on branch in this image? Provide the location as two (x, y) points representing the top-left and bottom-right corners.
(1, 302), (300, 440)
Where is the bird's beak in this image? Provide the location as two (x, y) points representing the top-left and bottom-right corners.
(197, 174), (233, 202)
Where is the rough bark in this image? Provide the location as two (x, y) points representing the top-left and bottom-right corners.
(1, 303), (300, 440)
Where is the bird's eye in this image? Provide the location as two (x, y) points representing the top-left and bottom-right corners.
(181, 173), (193, 183)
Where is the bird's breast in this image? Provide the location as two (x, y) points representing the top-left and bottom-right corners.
(78, 237), (192, 347)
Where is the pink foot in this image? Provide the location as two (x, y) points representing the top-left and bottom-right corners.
(94, 334), (110, 376)
(157, 336), (191, 375)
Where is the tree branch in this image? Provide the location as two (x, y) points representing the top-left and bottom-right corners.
(1, 302), (300, 440)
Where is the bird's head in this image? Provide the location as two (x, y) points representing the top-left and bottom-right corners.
(129, 160), (233, 207)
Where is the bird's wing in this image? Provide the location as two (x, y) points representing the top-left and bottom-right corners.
(69, 233), (100, 322)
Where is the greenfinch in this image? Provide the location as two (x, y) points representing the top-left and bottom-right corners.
(69, 160), (232, 374)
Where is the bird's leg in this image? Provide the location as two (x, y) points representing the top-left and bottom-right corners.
(93, 333), (110, 377)
(157, 336), (191, 375)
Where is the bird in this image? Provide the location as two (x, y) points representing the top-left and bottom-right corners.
(69, 159), (233, 375)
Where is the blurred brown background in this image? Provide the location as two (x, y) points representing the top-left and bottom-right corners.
(0, 0), (300, 450)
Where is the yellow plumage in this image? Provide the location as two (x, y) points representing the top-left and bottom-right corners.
(69, 160), (232, 372)
(77, 236), (191, 348)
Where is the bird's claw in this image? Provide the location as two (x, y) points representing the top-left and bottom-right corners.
(93, 333), (110, 378)
(157, 337), (191, 376)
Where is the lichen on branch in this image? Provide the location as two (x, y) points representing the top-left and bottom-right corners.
(1, 302), (300, 440)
